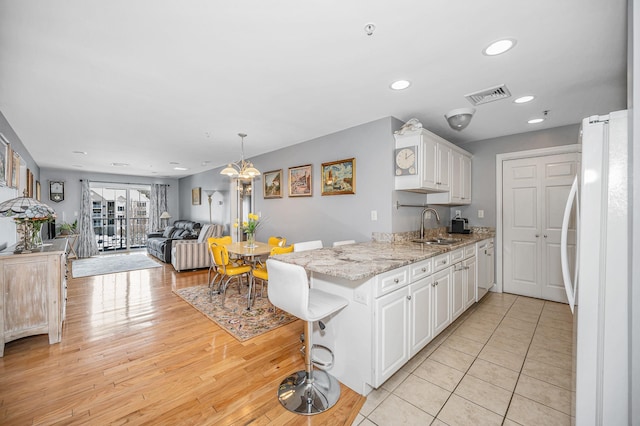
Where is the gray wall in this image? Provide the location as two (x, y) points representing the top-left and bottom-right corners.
(453, 124), (581, 227)
(0, 111), (41, 246)
(178, 117), (450, 246)
(39, 167), (179, 230)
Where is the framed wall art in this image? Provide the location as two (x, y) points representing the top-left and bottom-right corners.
(288, 164), (312, 197)
(0, 133), (8, 186)
(263, 169), (282, 199)
(192, 187), (201, 205)
(11, 150), (20, 189)
(321, 158), (356, 196)
(26, 168), (32, 197)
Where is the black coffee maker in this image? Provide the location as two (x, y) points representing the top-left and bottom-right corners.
(451, 218), (470, 234)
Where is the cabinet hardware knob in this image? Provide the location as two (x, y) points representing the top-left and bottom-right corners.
(535, 234), (539, 237)
(434, 281), (438, 286)
(407, 295), (412, 300)
(393, 278), (399, 283)
(421, 267), (427, 272)
(544, 234), (548, 238)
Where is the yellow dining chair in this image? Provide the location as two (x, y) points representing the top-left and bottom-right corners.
(207, 236), (234, 291)
(252, 245), (294, 301)
(268, 236), (287, 247)
(209, 243), (253, 307)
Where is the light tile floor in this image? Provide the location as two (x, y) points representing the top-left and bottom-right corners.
(353, 292), (575, 426)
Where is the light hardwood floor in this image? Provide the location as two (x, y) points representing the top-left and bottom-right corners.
(0, 255), (364, 425)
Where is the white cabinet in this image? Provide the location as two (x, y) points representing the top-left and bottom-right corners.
(463, 255), (477, 310)
(375, 286), (410, 384)
(427, 148), (472, 205)
(394, 129), (460, 194)
(451, 262), (465, 321)
(431, 268), (451, 335)
(374, 273), (433, 387)
(476, 238), (494, 301)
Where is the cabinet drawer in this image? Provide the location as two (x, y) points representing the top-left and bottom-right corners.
(410, 258), (433, 282)
(433, 253), (451, 272)
(450, 248), (464, 264)
(375, 266), (409, 298)
(464, 244), (476, 259)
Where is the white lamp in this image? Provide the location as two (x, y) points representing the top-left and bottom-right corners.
(445, 108), (476, 131)
(159, 211), (171, 229)
(204, 190), (216, 224)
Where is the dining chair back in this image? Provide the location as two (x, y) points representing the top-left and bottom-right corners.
(268, 236), (287, 247)
(293, 240), (323, 252)
(332, 240), (355, 247)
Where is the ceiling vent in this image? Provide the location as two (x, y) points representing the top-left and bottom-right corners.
(465, 84), (511, 106)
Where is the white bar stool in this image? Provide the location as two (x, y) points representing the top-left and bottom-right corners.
(293, 240), (323, 252)
(266, 259), (348, 415)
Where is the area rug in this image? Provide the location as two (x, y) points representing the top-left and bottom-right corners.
(72, 253), (162, 278)
(173, 284), (297, 342)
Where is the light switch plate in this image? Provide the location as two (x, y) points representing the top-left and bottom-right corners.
(478, 209), (484, 218)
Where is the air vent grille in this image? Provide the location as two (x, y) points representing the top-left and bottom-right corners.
(465, 84), (511, 106)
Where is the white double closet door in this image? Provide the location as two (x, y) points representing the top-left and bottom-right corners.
(502, 152), (579, 302)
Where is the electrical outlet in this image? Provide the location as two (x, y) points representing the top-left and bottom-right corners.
(371, 210), (378, 221)
(455, 210), (461, 218)
(425, 211), (432, 219)
(478, 209), (485, 218)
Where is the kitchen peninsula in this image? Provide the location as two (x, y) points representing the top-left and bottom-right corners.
(275, 231), (494, 396)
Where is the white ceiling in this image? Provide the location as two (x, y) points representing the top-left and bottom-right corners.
(0, 0), (628, 178)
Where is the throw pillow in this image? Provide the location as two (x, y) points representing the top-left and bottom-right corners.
(197, 224), (212, 243)
(162, 226), (175, 238)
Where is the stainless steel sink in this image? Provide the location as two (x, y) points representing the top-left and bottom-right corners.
(412, 238), (461, 245)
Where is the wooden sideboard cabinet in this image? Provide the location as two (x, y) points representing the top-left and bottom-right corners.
(0, 239), (68, 357)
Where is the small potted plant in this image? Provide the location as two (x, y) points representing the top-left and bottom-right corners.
(58, 220), (77, 235)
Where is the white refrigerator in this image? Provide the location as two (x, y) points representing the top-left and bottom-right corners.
(561, 110), (629, 424)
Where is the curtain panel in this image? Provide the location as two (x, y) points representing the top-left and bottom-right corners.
(149, 184), (168, 231)
(77, 179), (99, 258)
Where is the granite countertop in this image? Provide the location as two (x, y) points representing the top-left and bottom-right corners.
(274, 232), (494, 281)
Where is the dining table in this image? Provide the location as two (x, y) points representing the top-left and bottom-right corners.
(225, 240), (277, 309)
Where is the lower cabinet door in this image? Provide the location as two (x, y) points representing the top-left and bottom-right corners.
(432, 268), (452, 336)
(451, 263), (465, 321)
(374, 287), (409, 387)
(409, 276), (433, 357)
(463, 256), (477, 309)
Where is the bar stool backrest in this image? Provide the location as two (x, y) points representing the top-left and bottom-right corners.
(266, 259), (310, 320)
(293, 240), (323, 252)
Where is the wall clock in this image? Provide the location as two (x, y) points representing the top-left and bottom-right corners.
(395, 146), (417, 176)
(49, 180), (64, 202)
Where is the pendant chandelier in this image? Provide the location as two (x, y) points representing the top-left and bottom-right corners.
(220, 133), (261, 179)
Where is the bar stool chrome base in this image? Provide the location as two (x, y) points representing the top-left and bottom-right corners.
(277, 370), (341, 415)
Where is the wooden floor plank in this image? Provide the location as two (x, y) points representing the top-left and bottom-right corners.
(0, 256), (365, 425)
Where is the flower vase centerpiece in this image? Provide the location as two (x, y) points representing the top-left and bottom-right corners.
(234, 212), (260, 248)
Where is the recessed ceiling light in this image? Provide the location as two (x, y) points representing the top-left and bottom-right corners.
(483, 38), (517, 56)
(528, 118), (545, 124)
(514, 95), (535, 104)
(390, 80), (411, 90)
(169, 161), (179, 165)
(72, 150), (87, 155)
(173, 167), (188, 171)
(111, 162), (129, 167)
(72, 165), (83, 168)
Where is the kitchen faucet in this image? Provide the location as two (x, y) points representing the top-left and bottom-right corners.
(420, 207), (441, 239)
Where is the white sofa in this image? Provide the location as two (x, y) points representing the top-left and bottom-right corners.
(171, 224), (224, 272)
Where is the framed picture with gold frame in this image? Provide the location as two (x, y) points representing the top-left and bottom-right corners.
(263, 169), (282, 199)
(192, 187), (201, 205)
(288, 164), (312, 197)
(321, 158), (356, 196)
